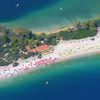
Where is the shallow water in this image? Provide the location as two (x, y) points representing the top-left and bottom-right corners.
(1, 0), (100, 32)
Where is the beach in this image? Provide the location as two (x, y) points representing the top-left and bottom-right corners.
(0, 27), (100, 80)
(34, 26), (68, 34)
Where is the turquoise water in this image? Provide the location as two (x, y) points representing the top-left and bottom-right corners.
(1, 0), (100, 99)
(1, 0), (100, 32)
(0, 54), (100, 100)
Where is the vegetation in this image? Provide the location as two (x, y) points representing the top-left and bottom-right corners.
(0, 18), (100, 66)
(58, 29), (96, 40)
(13, 62), (19, 67)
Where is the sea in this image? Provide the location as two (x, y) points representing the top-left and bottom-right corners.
(1, 0), (100, 32)
(0, 0), (100, 100)
(0, 54), (100, 100)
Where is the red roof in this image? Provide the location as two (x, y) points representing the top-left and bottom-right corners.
(37, 44), (49, 52)
(29, 48), (37, 53)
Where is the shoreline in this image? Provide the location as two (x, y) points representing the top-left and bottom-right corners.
(33, 26), (68, 34)
(0, 27), (100, 80)
(3, 51), (100, 82)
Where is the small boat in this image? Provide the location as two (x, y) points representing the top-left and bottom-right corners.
(60, 7), (63, 11)
(16, 3), (19, 7)
(45, 81), (49, 85)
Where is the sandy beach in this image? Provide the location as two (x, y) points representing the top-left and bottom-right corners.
(34, 26), (69, 34)
(0, 27), (100, 80)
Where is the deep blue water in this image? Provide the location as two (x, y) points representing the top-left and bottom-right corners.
(0, 55), (100, 100)
(1, 0), (100, 32)
(0, 0), (59, 22)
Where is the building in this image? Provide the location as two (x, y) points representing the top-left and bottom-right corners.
(37, 44), (49, 52)
(26, 44), (49, 53)
(29, 48), (38, 53)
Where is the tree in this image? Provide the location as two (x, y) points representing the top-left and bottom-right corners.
(38, 53), (42, 58)
(6, 36), (11, 43)
(32, 33), (37, 40)
(13, 62), (19, 67)
(10, 36), (17, 45)
(89, 26), (97, 32)
(82, 21), (89, 29)
(0, 59), (8, 66)
(23, 38), (29, 46)
(27, 31), (33, 39)
(75, 21), (82, 30)
(36, 33), (46, 41)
